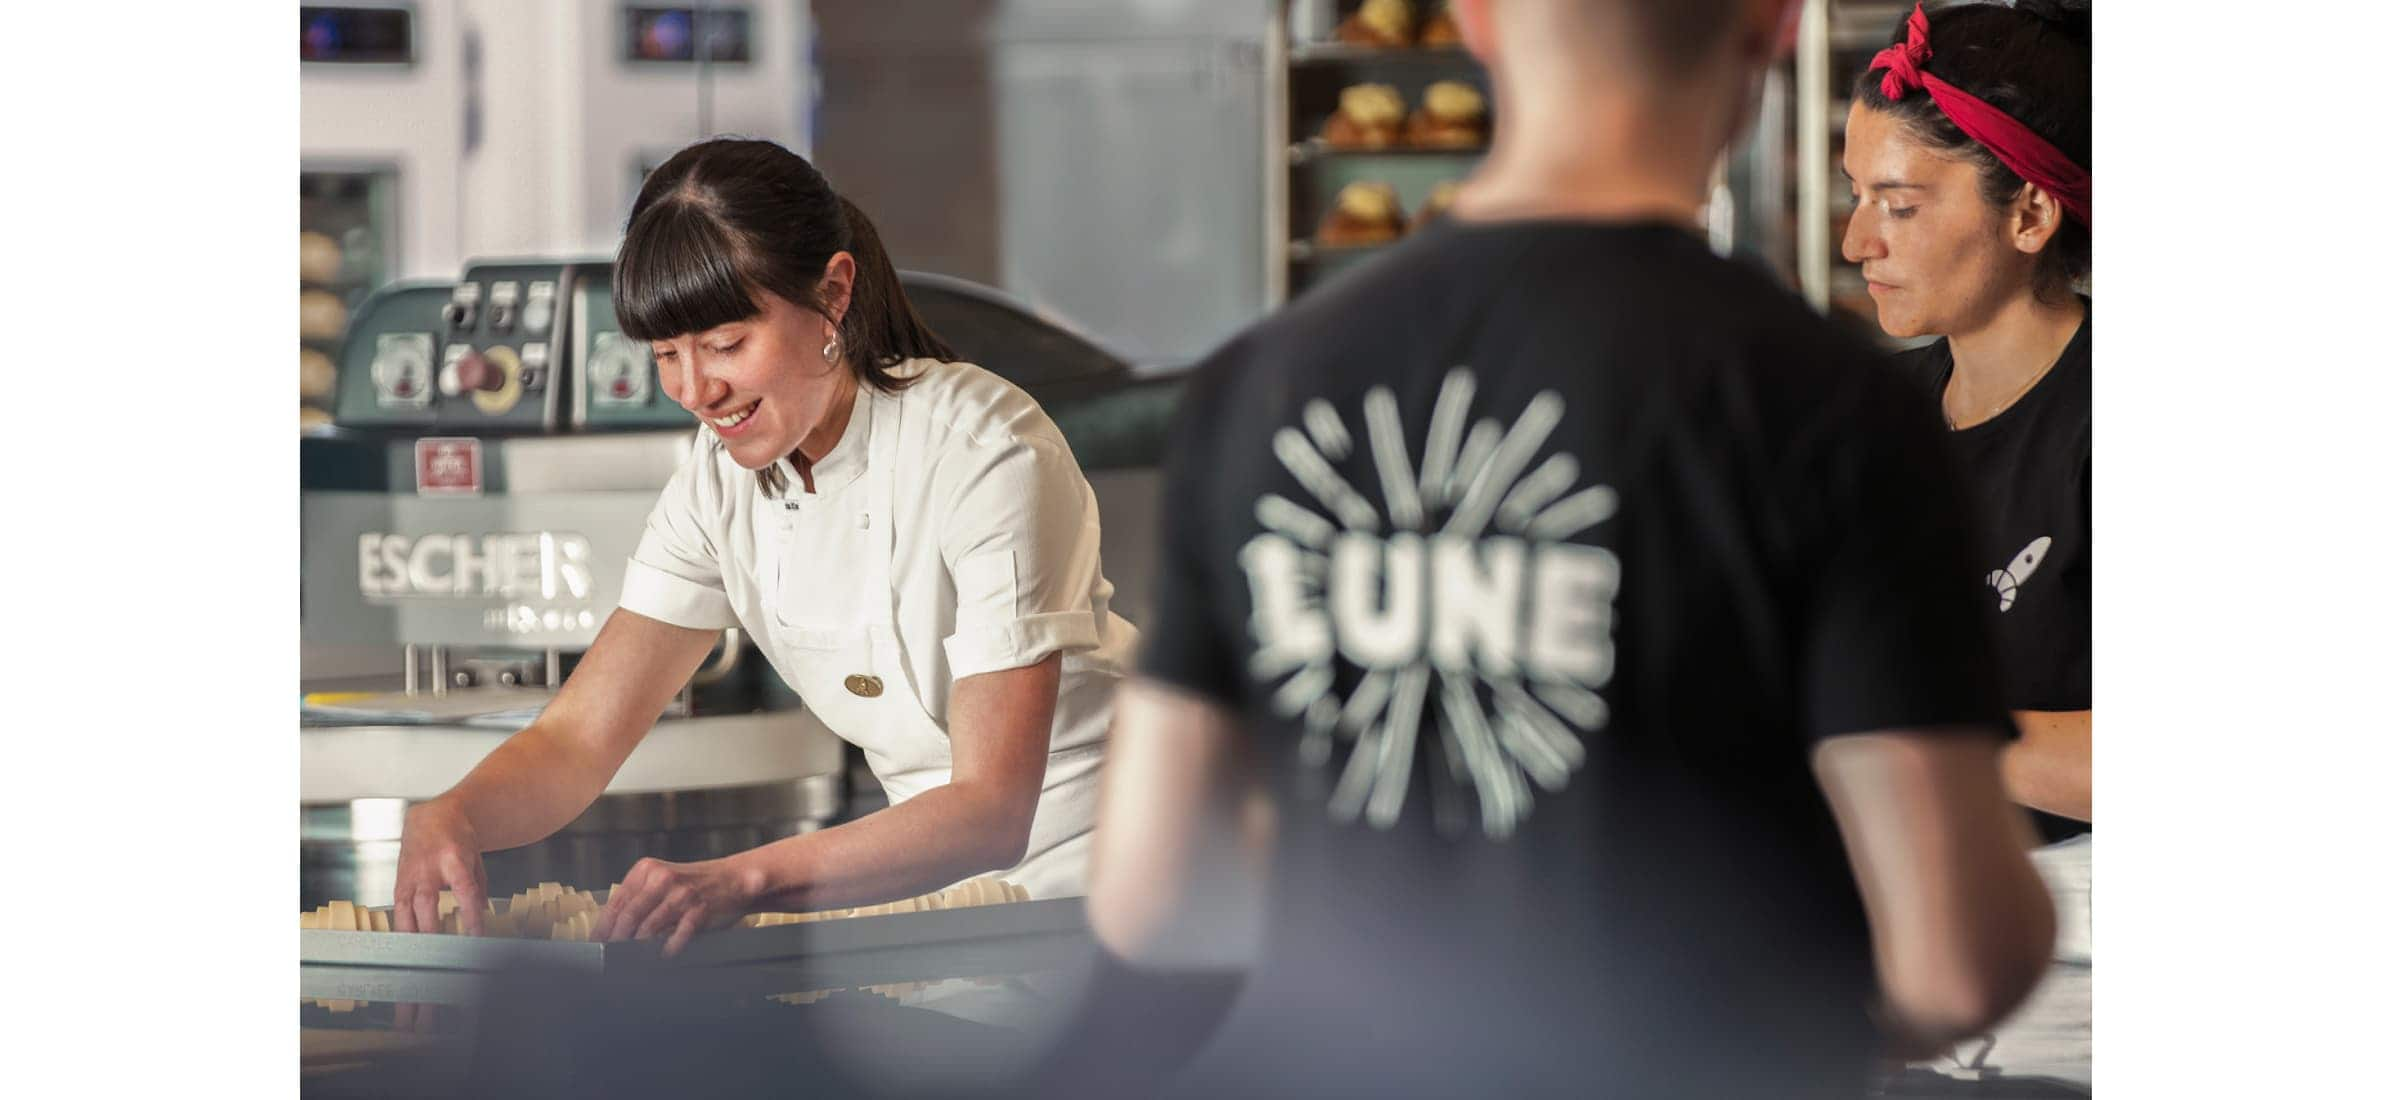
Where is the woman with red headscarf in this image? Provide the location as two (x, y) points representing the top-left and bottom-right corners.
(1845, 0), (2090, 834)
(1842, 0), (2091, 1083)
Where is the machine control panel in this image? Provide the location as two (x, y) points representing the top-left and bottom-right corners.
(437, 261), (576, 431)
(333, 260), (691, 433)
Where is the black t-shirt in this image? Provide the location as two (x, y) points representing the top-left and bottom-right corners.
(1138, 221), (2013, 1099)
(1896, 310), (2091, 844)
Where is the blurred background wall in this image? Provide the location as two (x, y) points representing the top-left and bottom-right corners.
(301, 0), (1910, 426)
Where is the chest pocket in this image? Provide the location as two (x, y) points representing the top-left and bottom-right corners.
(764, 499), (877, 645)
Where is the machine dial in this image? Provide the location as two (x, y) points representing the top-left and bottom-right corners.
(368, 333), (433, 408)
(588, 332), (654, 407)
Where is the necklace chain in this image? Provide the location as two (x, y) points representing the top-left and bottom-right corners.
(1946, 354), (2060, 430)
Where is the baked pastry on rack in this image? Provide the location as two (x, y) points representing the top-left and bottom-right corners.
(300, 231), (343, 286)
(1336, 0), (1415, 48)
(301, 347), (337, 401)
(1407, 81), (1488, 148)
(1317, 182), (1407, 248)
(1418, 7), (1462, 48)
(299, 289), (348, 341)
(1321, 83), (1407, 150)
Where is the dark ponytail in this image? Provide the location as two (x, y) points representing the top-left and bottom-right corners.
(613, 138), (955, 396)
(1854, 1), (2091, 301)
(830, 194), (955, 386)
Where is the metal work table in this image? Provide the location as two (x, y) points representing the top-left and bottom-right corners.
(299, 899), (1099, 1097)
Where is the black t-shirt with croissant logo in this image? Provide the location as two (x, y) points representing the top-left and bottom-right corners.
(1897, 309), (2092, 844)
(1137, 219), (2012, 1098)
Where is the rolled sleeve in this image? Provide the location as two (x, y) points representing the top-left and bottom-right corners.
(937, 433), (1107, 680)
(621, 555), (738, 630)
(944, 610), (1102, 681)
(618, 438), (742, 631)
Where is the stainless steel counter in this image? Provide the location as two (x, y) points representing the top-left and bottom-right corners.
(300, 899), (1100, 1098)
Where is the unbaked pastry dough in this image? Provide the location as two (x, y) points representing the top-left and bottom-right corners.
(301, 877), (1028, 938)
(736, 875), (1030, 928)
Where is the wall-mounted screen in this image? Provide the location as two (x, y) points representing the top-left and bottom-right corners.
(301, 6), (416, 65)
(623, 7), (753, 64)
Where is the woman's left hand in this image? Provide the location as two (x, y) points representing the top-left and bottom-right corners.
(593, 854), (764, 958)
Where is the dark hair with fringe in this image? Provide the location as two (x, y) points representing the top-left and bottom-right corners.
(1854, 0), (2091, 302)
(612, 138), (955, 395)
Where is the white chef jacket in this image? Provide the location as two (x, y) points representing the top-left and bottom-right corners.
(617, 358), (1138, 898)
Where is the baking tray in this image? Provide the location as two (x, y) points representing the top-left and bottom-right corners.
(301, 897), (1093, 988)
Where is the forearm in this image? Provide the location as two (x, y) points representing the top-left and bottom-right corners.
(1088, 681), (1271, 971)
(430, 722), (620, 852)
(1816, 733), (2056, 1050)
(1873, 842), (2053, 1049)
(735, 781), (1031, 913)
(1029, 683), (1260, 1095)
(1092, 781), (1270, 968)
(2001, 709), (2091, 822)
(423, 610), (719, 853)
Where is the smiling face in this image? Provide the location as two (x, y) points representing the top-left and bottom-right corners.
(650, 286), (853, 472)
(1840, 104), (2042, 339)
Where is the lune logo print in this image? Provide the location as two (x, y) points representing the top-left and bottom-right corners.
(1239, 368), (1621, 838)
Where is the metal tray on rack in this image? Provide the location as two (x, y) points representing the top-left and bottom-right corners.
(301, 897), (1092, 979)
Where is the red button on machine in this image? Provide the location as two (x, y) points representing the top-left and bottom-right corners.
(453, 350), (506, 393)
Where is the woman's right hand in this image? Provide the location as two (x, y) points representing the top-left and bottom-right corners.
(392, 800), (490, 935)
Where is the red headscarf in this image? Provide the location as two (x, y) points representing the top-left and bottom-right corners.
(1869, 2), (2090, 228)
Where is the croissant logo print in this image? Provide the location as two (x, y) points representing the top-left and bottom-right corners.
(1240, 368), (1620, 838)
(1988, 536), (2052, 613)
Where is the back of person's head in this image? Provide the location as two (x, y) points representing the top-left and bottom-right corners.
(1449, 0), (1801, 171)
(613, 137), (954, 394)
(1854, 0), (2091, 295)
(1454, 0), (1798, 86)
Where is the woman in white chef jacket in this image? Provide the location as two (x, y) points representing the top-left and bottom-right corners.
(391, 138), (1137, 956)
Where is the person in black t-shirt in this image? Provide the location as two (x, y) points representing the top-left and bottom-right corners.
(1842, 1), (2092, 842)
(1839, 3), (2094, 1084)
(1064, 2), (2057, 1097)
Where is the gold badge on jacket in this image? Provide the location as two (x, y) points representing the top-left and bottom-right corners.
(844, 674), (884, 698)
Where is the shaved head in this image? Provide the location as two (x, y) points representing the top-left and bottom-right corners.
(1480, 0), (1749, 80)
(1448, 0), (1797, 225)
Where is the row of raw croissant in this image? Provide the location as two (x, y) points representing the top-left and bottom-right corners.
(300, 876), (1030, 941)
(739, 875), (1028, 927)
(305, 972), (999, 1015)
